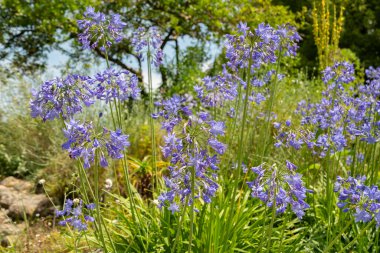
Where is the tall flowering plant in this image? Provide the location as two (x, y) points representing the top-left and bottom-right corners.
(274, 62), (380, 181)
(246, 161), (312, 219)
(27, 5), (347, 252)
(29, 6), (162, 252)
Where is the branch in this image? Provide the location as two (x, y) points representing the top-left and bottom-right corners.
(93, 47), (142, 81)
(161, 28), (175, 50)
(4, 29), (34, 46)
(67, 31), (142, 81)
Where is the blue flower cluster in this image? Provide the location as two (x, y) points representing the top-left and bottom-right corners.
(334, 175), (380, 226)
(93, 68), (140, 102)
(30, 74), (94, 121)
(226, 22), (300, 72)
(246, 162), (312, 219)
(77, 6), (126, 50)
(30, 69), (140, 121)
(56, 199), (96, 231)
(131, 26), (163, 67)
(194, 22), (300, 111)
(154, 96), (226, 212)
(31, 7), (150, 172)
(275, 62), (380, 157)
(194, 70), (240, 108)
(77, 6), (164, 67)
(152, 95), (193, 132)
(62, 119), (130, 168)
(30, 69), (141, 121)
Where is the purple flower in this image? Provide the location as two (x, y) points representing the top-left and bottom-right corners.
(285, 160), (297, 171)
(168, 203), (179, 214)
(157, 105), (226, 212)
(131, 27), (163, 67)
(247, 162), (311, 219)
(56, 199), (95, 231)
(106, 129), (130, 159)
(208, 139), (227, 155)
(62, 120), (130, 168)
(93, 68), (140, 103)
(322, 62), (355, 85)
(30, 74), (94, 121)
(335, 175), (380, 226)
(77, 7), (126, 50)
(237, 22), (250, 36)
(354, 208), (372, 222)
(278, 62), (380, 158)
(208, 121), (226, 136)
(154, 95), (193, 132)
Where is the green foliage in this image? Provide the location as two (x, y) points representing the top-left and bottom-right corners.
(0, 0), (296, 89)
(2, 1), (380, 252)
(163, 45), (208, 96)
(0, 109), (64, 179)
(274, 0), (380, 71)
(340, 0), (380, 68)
(0, 144), (26, 177)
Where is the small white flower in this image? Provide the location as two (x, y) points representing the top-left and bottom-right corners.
(38, 179), (46, 185)
(73, 198), (80, 204)
(104, 178), (113, 189)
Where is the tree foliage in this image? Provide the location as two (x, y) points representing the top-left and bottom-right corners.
(275, 0), (380, 70)
(0, 0), (295, 88)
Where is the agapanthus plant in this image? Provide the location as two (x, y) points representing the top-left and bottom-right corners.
(62, 119), (130, 168)
(77, 6), (126, 50)
(246, 161), (312, 219)
(56, 198), (96, 231)
(155, 96), (226, 212)
(152, 94), (193, 133)
(30, 74), (94, 121)
(93, 68), (140, 103)
(225, 22), (300, 72)
(334, 175), (380, 226)
(194, 22), (300, 120)
(275, 62), (380, 157)
(131, 26), (163, 67)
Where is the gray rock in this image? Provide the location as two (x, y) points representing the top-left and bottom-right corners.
(7, 193), (52, 219)
(0, 209), (11, 224)
(0, 185), (18, 209)
(0, 223), (25, 237)
(0, 176), (34, 192)
(0, 184), (52, 219)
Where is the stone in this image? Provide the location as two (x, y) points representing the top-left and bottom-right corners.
(0, 185), (18, 209)
(0, 209), (11, 224)
(7, 193), (52, 219)
(0, 176), (34, 192)
(0, 223), (24, 237)
(0, 185), (52, 219)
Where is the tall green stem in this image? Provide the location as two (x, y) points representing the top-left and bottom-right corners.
(323, 219), (353, 253)
(222, 49), (253, 252)
(94, 155), (108, 252)
(338, 220), (374, 253)
(172, 196), (190, 253)
(188, 166), (196, 252)
(262, 52), (282, 160)
(147, 45), (158, 196)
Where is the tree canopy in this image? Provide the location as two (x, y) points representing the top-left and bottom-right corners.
(0, 0), (295, 87)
